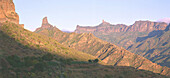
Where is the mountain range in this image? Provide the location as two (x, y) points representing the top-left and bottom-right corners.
(75, 20), (167, 33)
(75, 20), (170, 68)
(35, 17), (170, 76)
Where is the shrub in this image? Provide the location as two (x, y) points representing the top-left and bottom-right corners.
(88, 59), (99, 63)
(88, 59), (92, 63)
(93, 59), (99, 63)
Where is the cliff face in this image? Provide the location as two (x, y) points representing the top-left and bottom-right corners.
(0, 0), (19, 24)
(75, 21), (168, 33)
(127, 21), (167, 32)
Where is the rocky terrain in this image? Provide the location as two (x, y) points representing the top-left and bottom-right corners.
(35, 17), (170, 76)
(0, 0), (19, 24)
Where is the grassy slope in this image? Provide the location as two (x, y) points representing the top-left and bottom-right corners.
(65, 64), (168, 78)
(0, 22), (96, 61)
(35, 26), (170, 76)
(0, 22), (97, 78)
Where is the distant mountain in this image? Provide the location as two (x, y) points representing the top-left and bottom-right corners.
(75, 20), (167, 33)
(61, 29), (73, 33)
(35, 17), (170, 76)
(158, 18), (170, 24)
(74, 20), (170, 67)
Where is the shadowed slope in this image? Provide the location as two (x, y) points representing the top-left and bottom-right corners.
(0, 22), (96, 62)
(128, 25), (170, 67)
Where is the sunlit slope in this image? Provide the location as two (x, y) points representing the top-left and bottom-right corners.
(0, 22), (96, 61)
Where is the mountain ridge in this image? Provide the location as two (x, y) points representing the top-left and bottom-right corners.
(75, 20), (168, 33)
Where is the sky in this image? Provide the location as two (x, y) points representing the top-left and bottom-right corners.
(13, 0), (170, 31)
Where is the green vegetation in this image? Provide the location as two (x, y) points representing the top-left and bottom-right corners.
(0, 22), (96, 61)
(88, 59), (99, 63)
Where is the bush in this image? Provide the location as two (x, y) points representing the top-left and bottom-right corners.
(88, 59), (99, 63)
(88, 59), (92, 63)
(94, 59), (99, 63)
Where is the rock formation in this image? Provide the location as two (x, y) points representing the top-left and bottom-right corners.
(35, 17), (53, 32)
(0, 0), (19, 24)
(41, 17), (53, 28)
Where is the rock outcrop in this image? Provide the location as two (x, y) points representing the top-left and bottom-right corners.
(75, 20), (168, 33)
(0, 0), (19, 24)
(41, 17), (52, 28)
(35, 17), (53, 32)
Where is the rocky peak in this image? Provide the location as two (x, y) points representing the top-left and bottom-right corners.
(42, 17), (48, 24)
(0, 0), (19, 24)
(99, 20), (111, 26)
(41, 17), (53, 28)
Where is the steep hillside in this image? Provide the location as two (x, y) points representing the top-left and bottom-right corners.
(127, 25), (170, 67)
(0, 22), (100, 78)
(35, 17), (170, 76)
(0, 22), (96, 61)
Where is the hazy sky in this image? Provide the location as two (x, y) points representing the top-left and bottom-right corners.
(14, 0), (170, 31)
